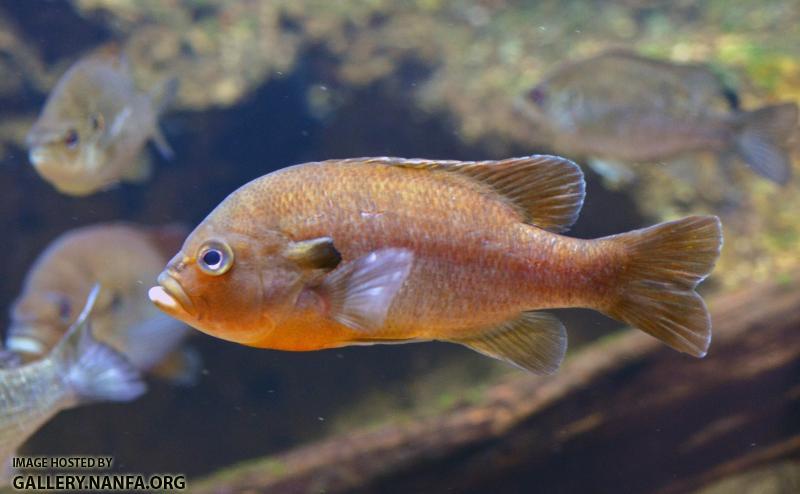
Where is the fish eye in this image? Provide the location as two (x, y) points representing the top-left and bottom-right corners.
(529, 86), (547, 106)
(58, 299), (71, 323)
(64, 129), (79, 149)
(110, 292), (123, 310)
(197, 240), (234, 276)
(90, 113), (105, 132)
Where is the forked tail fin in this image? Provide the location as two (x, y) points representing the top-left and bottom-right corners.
(603, 216), (723, 357)
(733, 102), (798, 184)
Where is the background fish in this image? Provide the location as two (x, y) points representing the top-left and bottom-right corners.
(0, 285), (145, 485)
(9, 223), (198, 385)
(149, 156), (722, 374)
(25, 43), (176, 196)
(519, 50), (799, 184)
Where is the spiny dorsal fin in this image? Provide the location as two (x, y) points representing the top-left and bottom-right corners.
(358, 155), (585, 233)
(452, 311), (567, 374)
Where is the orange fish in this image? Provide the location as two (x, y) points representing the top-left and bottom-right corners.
(10, 223), (198, 384)
(149, 156), (722, 374)
(26, 44), (176, 196)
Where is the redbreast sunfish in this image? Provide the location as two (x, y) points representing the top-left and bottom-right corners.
(519, 50), (798, 184)
(9, 223), (198, 384)
(26, 44), (176, 196)
(150, 156), (722, 374)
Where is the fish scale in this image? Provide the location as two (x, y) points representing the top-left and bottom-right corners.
(9, 223), (197, 385)
(26, 43), (175, 196)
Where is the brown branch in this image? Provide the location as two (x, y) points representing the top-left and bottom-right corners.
(192, 275), (800, 494)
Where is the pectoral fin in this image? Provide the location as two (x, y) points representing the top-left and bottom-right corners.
(285, 237), (342, 271)
(108, 107), (132, 140)
(151, 128), (175, 161)
(317, 248), (413, 332)
(451, 311), (567, 374)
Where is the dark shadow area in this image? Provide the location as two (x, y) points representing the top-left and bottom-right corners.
(0, 0), (111, 64)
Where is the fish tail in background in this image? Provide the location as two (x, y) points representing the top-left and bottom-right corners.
(732, 102), (799, 184)
(148, 77), (179, 160)
(602, 216), (723, 357)
(53, 286), (146, 403)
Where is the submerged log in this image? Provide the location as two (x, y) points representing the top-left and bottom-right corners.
(192, 275), (800, 494)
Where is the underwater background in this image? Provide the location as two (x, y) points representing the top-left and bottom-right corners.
(0, 0), (798, 492)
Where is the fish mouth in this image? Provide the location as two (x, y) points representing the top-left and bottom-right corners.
(5, 333), (48, 357)
(6, 320), (64, 357)
(150, 272), (195, 315)
(28, 147), (49, 168)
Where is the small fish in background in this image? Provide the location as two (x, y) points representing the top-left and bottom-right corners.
(9, 223), (199, 385)
(518, 50), (799, 185)
(0, 285), (145, 485)
(150, 156), (722, 375)
(25, 43), (177, 196)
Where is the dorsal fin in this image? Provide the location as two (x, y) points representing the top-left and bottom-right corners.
(358, 155), (585, 233)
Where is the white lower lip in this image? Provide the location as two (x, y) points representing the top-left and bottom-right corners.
(148, 286), (179, 310)
(29, 149), (46, 167)
(6, 336), (46, 356)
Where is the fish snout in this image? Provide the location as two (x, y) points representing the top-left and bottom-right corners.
(150, 271), (195, 314)
(5, 322), (59, 357)
(28, 146), (50, 169)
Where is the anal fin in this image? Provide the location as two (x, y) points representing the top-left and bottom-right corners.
(451, 311), (567, 374)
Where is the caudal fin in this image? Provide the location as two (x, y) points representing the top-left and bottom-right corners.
(52, 285), (146, 403)
(604, 216), (723, 357)
(734, 103), (798, 184)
